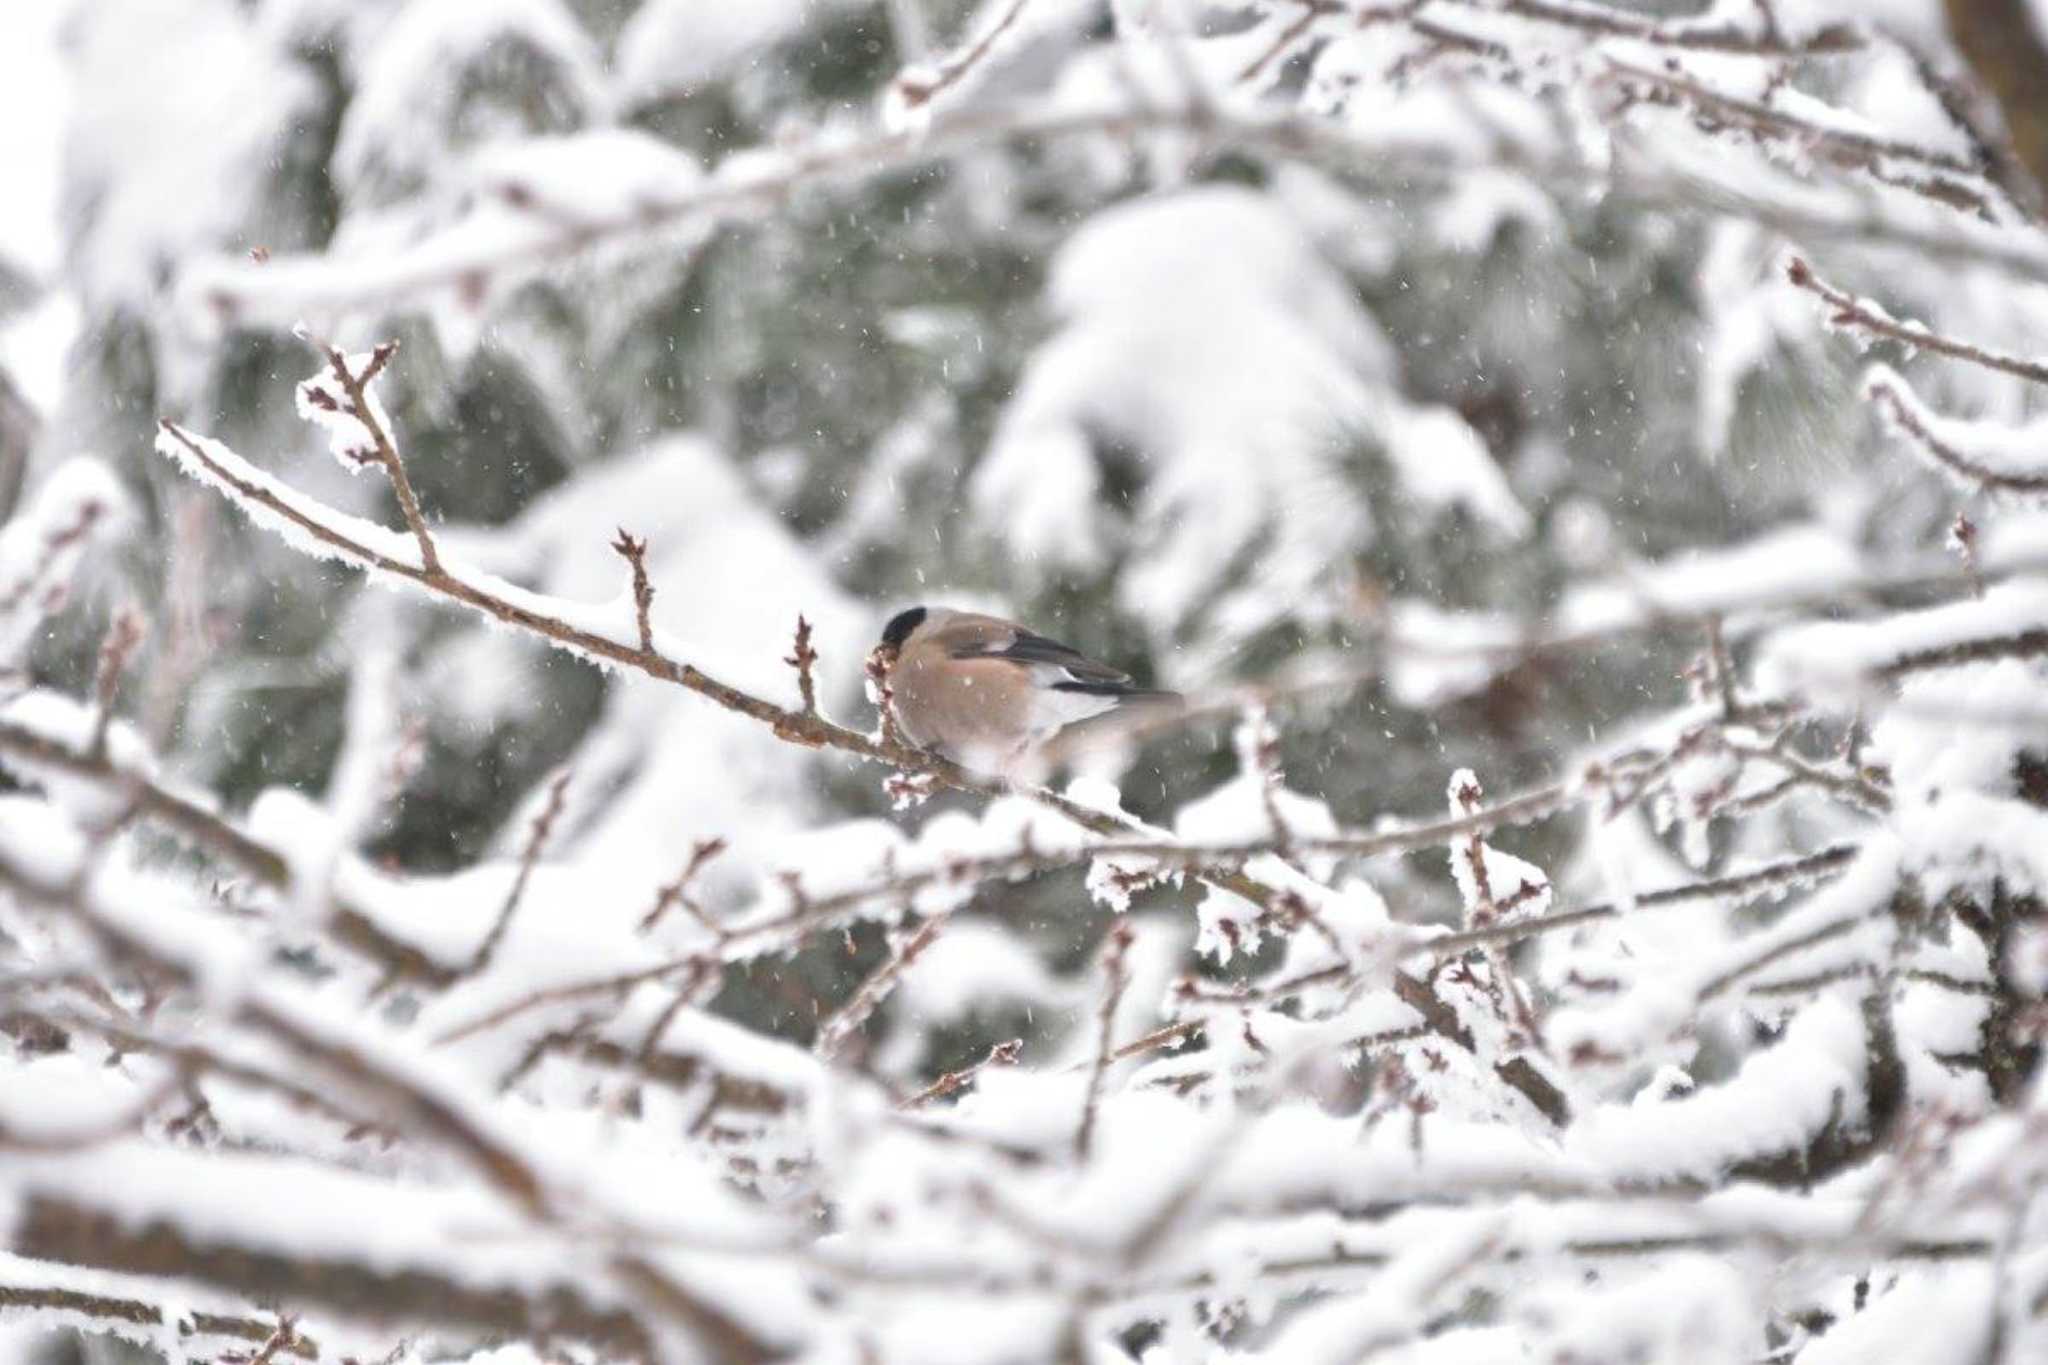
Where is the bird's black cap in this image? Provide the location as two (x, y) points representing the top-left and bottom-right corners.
(880, 606), (927, 650)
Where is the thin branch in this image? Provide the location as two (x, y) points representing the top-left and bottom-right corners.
(1880, 626), (2048, 678)
(1951, 512), (1987, 599)
(12, 1192), (655, 1362)
(1076, 923), (1135, 1161)
(87, 607), (145, 761)
(187, 77), (2048, 344)
(638, 837), (729, 935)
(1608, 58), (1992, 210)
(218, 1314), (302, 1365)
(1427, 843), (1861, 957)
(1725, 738), (1893, 814)
(1700, 615), (1738, 721)
(786, 614), (821, 718)
(465, 767), (571, 976)
(815, 912), (951, 1061)
(1438, 0), (1863, 56)
(319, 339), (440, 575)
(0, 1276), (319, 1360)
(1787, 256), (2048, 385)
(1698, 913), (1869, 1002)
(1237, 0), (1341, 85)
(1102, 1019), (1203, 1068)
(892, 0), (1037, 111)
(1863, 374), (2048, 495)
(864, 643), (904, 751)
(900, 1037), (1024, 1109)
(612, 528), (655, 653)
(0, 495), (109, 619)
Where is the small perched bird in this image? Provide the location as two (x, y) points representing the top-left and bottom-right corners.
(875, 606), (1180, 774)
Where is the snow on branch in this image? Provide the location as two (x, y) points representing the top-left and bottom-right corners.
(174, 4), (2048, 339)
(1864, 365), (2048, 497)
(1787, 255), (2048, 387)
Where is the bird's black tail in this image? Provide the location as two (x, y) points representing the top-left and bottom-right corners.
(1051, 682), (1183, 705)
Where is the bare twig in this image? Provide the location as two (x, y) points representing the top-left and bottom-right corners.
(893, 0), (1037, 111)
(638, 837), (729, 935)
(612, 528), (655, 652)
(815, 912), (951, 1062)
(1237, 0), (1341, 85)
(901, 1038), (1025, 1109)
(466, 768), (571, 976)
(786, 614), (821, 717)
(87, 606), (145, 760)
(1698, 913), (1869, 1002)
(1700, 616), (1738, 721)
(1076, 923), (1135, 1161)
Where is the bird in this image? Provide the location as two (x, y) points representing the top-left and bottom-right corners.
(873, 606), (1181, 775)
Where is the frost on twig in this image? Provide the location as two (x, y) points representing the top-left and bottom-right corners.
(863, 641), (901, 748)
(294, 335), (441, 575)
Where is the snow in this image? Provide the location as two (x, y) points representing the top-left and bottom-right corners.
(1568, 992), (1870, 1183)
(295, 349), (399, 473)
(333, 0), (606, 205)
(971, 186), (1521, 661)
(0, 458), (131, 669)
(468, 129), (705, 227)
(14, 0), (2048, 1359)
(892, 921), (1072, 1022)
(1865, 362), (2048, 492)
(0, 291), (80, 418)
(1759, 579), (2048, 702)
(0, 4), (69, 279)
(62, 0), (318, 309)
(1697, 221), (1823, 456)
(1562, 522), (1867, 637)
(0, 690), (155, 827)
(0, 795), (90, 893)
(1798, 1264), (1995, 1365)
(1445, 769), (1554, 920)
(1550, 837), (1903, 1070)
(615, 0), (845, 108)
(10, 1138), (594, 1288)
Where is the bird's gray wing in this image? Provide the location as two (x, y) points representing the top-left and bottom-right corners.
(948, 627), (1132, 688)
